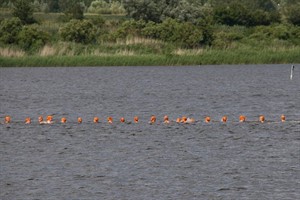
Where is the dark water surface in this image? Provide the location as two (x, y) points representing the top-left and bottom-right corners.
(0, 65), (299, 199)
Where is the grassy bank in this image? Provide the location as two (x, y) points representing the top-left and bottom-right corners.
(1, 8), (300, 67)
(1, 47), (300, 67)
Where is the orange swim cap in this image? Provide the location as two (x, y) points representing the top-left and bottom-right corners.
(93, 117), (99, 123)
(222, 116), (227, 123)
(107, 117), (113, 124)
(134, 116), (139, 123)
(61, 117), (67, 123)
(5, 116), (11, 124)
(239, 115), (246, 122)
(259, 115), (265, 123)
(205, 116), (211, 123)
(281, 115), (286, 122)
(25, 117), (31, 124)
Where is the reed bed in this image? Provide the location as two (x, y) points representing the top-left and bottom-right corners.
(0, 47), (25, 57)
(1, 47), (300, 67)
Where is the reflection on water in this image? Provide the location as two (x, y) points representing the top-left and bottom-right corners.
(0, 65), (299, 199)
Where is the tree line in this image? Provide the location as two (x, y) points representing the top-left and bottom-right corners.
(0, 0), (300, 53)
(1, 0), (299, 25)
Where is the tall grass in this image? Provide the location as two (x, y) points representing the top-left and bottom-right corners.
(0, 47), (25, 57)
(1, 47), (300, 67)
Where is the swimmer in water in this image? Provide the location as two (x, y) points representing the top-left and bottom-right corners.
(163, 115), (170, 124)
(5, 116), (11, 124)
(259, 115), (265, 123)
(205, 116), (211, 123)
(107, 117), (113, 124)
(25, 117), (31, 124)
(93, 117), (99, 123)
(149, 115), (156, 124)
(239, 115), (246, 122)
(61, 117), (67, 123)
(222, 116), (227, 123)
(134, 116), (139, 123)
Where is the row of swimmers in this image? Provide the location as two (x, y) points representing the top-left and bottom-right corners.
(2, 115), (288, 124)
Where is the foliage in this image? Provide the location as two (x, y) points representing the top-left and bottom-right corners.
(113, 19), (146, 39)
(0, 17), (23, 44)
(196, 17), (214, 45)
(250, 24), (291, 40)
(161, 0), (205, 23)
(124, 0), (165, 22)
(212, 25), (247, 48)
(12, 0), (36, 24)
(213, 1), (280, 26)
(53, 0), (86, 20)
(17, 25), (49, 51)
(59, 19), (97, 44)
(88, 0), (126, 15)
(142, 18), (203, 48)
(285, 4), (300, 26)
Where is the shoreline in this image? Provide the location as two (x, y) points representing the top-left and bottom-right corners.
(1, 50), (300, 67)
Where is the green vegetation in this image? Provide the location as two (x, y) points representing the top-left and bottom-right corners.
(0, 0), (300, 66)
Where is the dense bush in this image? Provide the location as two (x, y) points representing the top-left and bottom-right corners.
(213, 3), (250, 26)
(17, 25), (49, 51)
(213, 2), (280, 26)
(88, 0), (126, 15)
(249, 24), (291, 40)
(59, 19), (97, 44)
(12, 0), (36, 24)
(212, 25), (247, 48)
(142, 18), (203, 48)
(0, 17), (23, 44)
(124, 0), (165, 22)
(114, 20), (146, 39)
(161, 0), (205, 23)
(285, 4), (300, 26)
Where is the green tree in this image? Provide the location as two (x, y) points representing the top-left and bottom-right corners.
(45, 0), (60, 12)
(285, 4), (300, 25)
(59, 19), (97, 44)
(0, 17), (23, 44)
(59, 0), (85, 20)
(213, 2), (251, 26)
(142, 18), (203, 48)
(124, 0), (166, 22)
(17, 26), (49, 51)
(162, 0), (204, 23)
(12, 0), (36, 24)
(88, 0), (126, 14)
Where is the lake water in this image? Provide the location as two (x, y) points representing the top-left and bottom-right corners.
(0, 65), (299, 199)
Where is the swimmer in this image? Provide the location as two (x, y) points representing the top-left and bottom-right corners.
(281, 115), (286, 122)
(259, 115), (265, 123)
(149, 115), (156, 124)
(93, 117), (99, 123)
(222, 116), (227, 123)
(205, 116), (211, 123)
(163, 115), (170, 124)
(46, 115), (53, 124)
(181, 116), (194, 124)
(25, 117), (31, 124)
(5, 116), (11, 124)
(239, 115), (246, 122)
(61, 117), (67, 123)
(120, 117), (125, 123)
(107, 117), (113, 124)
(134, 116), (139, 123)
